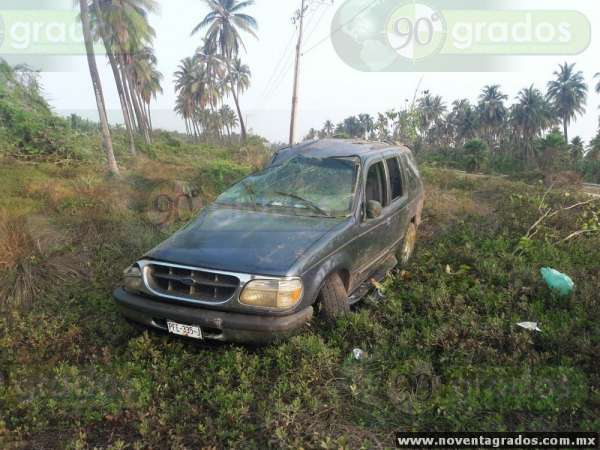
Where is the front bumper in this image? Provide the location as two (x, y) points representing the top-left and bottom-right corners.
(113, 288), (313, 344)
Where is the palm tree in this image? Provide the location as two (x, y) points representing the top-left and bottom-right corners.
(570, 136), (585, 163)
(547, 62), (588, 143)
(374, 113), (389, 140)
(510, 85), (555, 164)
(129, 46), (162, 141)
(139, 64), (163, 132)
(478, 85), (508, 149)
(174, 57), (200, 137)
(192, 0), (257, 140)
(92, 0), (159, 149)
(358, 113), (374, 140)
(226, 58), (251, 139)
(417, 94), (446, 142)
(448, 99), (479, 147)
(218, 105), (238, 139)
(587, 134), (600, 161)
(322, 120), (334, 137)
(79, 0), (119, 176)
(304, 128), (318, 141)
(342, 116), (363, 138)
(594, 73), (600, 94)
(195, 44), (227, 111)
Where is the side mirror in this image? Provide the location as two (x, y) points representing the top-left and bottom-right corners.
(366, 200), (382, 219)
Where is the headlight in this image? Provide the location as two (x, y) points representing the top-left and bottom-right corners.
(239, 278), (303, 309)
(123, 264), (143, 293)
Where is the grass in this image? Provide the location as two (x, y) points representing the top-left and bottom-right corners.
(0, 151), (599, 449)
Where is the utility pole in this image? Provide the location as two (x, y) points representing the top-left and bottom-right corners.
(289, 0), (307, 146)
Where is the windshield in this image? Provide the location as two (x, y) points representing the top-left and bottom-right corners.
(215, 156), (360, 217)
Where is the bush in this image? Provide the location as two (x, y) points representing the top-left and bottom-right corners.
(194, 159), (251, 196)
(0, 60), (87, 160)
(463, 139), (489, 172)
(577, 159), (600, 183)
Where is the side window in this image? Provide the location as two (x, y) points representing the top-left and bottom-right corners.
(402, 155), (419, 192)
(365, 162), (388, 206)
(386, 157), (404, 201)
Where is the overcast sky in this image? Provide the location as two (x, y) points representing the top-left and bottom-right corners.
(39, 0), (600, 144)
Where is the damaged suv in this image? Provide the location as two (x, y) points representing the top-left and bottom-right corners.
(114, 139), (424, 343)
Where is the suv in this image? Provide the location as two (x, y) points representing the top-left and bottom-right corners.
(114, 139), (424, 343)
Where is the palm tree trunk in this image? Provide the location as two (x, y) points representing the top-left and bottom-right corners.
(138, 92), (152, 144)
(231, 85), (247, 140)
(92, 0), (136, 157)
(118, 60), (140, 132)
(192, 119), (199, 140)
(79, 0), (119, 176)
(134, 88), (148, 140)
(563, 118), (569, 143)
(147, 102), (153, 132)
(127, 72), (151, 145)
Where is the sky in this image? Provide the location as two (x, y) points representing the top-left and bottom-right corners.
(38, 0), (600, 145)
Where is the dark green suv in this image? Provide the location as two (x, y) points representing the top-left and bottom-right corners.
(114, 139), (424, 343)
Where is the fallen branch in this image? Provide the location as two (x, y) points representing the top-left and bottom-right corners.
(516, 197), (599, 254)
(556, 229), (600, 244)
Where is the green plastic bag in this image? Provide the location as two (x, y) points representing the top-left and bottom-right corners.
(540, 267), (574, 297)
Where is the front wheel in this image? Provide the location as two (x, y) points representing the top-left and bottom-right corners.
(318, 273), (350, 321)
(399, 222), (417, 266)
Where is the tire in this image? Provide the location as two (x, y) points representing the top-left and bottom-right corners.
(318, 273), (350, 321)
(398, 222), (417, 266)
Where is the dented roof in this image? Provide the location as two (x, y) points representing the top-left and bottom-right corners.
(271, 139), (412, 166)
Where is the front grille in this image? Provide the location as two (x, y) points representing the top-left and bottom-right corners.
(146, 263), (240, 303)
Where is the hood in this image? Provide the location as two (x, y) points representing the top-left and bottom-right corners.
(145, 206), (344, 276)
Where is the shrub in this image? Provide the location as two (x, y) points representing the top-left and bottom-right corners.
(194, 159), (251, 196)
(463, 139), (489, 173)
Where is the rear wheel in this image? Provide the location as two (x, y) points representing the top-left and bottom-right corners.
(399, 222), (417, 265)
(318, 273), (349, 320)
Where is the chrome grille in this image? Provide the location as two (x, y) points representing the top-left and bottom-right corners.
(146, 263), (240, 302)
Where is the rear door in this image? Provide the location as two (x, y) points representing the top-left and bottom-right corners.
(384, 155), (410, 249)
(400, 153), (423, 223)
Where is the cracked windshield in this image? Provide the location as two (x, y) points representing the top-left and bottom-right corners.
(216, 156), (359, 217)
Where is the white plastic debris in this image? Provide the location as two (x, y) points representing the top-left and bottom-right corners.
(517, 322), (542, 332)
(352, 348), (366, 360)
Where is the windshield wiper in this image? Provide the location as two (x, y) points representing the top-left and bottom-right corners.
(273, 191), (332, 217)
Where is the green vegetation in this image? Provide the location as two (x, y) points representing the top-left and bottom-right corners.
(0, 61), (94, 161)
(176, 0), (257, 142)
(2, 141), (599, 447)
(1, 15), (599, 448)
(314, 62), (600, 183)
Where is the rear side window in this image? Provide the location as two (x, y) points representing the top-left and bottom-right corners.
(402, 155), (419, 192)
(365, 162), (388, 206)
(385, 157), (404, 200)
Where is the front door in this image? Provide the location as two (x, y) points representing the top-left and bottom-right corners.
(351, 159), (393, 286)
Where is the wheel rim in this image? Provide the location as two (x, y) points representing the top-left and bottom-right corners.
(401, 225), (417, 264)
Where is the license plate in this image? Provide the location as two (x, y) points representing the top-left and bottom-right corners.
(167, 321), (203, 340)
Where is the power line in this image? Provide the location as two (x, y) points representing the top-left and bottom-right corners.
(262, 6), (321, 106)
(303, 3), (329, 49)
(302, 0), (379, 55)
(262, 38), (297, 106)
(260, 27), (298, 101)
(262, 56), (295, 107)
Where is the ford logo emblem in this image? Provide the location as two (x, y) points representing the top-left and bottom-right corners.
(180, 278), (195, 287)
